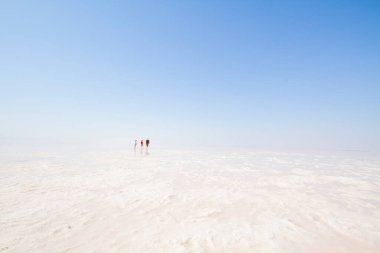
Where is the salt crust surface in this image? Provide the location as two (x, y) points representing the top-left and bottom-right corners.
(0, 150), (379, 252)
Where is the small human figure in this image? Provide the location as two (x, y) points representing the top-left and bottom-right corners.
(145, 139), (150, 155)
(140, 140), (144, 154)
(134, 140), (137, 153)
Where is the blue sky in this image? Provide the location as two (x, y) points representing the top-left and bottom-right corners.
(1, 0), (379, 151)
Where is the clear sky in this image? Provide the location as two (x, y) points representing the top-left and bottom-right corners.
(1, 0), (379, 151)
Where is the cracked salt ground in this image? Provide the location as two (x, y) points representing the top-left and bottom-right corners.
(0, 150), (379, 252)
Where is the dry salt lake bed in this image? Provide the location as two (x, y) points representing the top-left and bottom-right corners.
(0, 149), (379, 252)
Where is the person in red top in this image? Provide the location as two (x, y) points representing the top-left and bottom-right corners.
(140, 140), (144, 147)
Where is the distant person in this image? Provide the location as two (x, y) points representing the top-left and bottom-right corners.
(146, 139), (150, 148)
(140, 140), (144, 148)
(145, 139), (150, 156)
(134, 140), (137, 152)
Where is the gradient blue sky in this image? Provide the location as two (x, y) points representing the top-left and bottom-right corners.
(1, 0), (379, 150)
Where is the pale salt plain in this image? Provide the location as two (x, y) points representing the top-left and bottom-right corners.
(0, 149), (379, 253)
